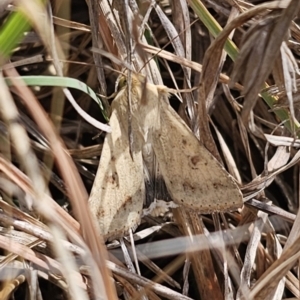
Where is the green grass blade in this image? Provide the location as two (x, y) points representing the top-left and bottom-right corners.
(4, 75), (106, 117)
(188, 0), (239, 61)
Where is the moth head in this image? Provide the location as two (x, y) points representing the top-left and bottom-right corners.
(117, 75), (127, 91)
(117, 72), (147, 92)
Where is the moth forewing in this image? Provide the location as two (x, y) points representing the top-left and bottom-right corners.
(89, 87), (145, 241)
(152, 86), (243, 213)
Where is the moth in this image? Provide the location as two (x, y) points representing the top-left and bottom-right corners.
(89, 73), (243, 240)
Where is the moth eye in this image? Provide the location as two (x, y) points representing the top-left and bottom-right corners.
(118, 76), (127, 91)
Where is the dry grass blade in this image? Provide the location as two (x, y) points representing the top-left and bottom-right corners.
(249, 216), (300, 299)
(0, 234), (86, 289)
(273, 42), (299, 125)
(231, 0), (300, 125)
(106, 260), (193, 300)
(237, 210), (268, 298)
(174, 209), (223, 299)
(140, 43), (243, 89)
(1, 67), (115, 298)
(154, 3), (196, 126)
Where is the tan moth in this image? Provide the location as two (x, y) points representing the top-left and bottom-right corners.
(89, 73), (243, 240)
